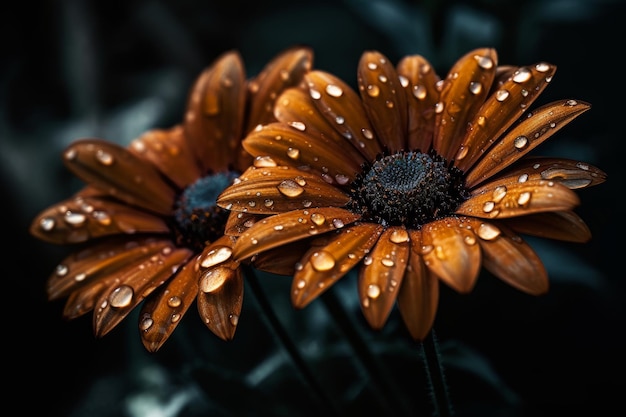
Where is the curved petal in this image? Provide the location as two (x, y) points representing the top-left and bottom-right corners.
(63, 139), (176, 215)
(139, 258), (200, 352)
(224, 211), (264, 237)
(357, 51), (408, 153)
(470, 219), (549, 295)
(246, 47), (313, 132)
(466, 99), (591, 187)
(458, 178), (580, 219)
(305, 70), (383, 160)
(217, 166), (350, 214)
(252, 236), (318, 276)
(183, 51), (246, 172)
(484, 156), (607, 190)
(274, 87), (368, 166)
(93, 247), (193, 337)
(433, 48), (497, 161)
(197, 259), (243, 341)
(232, 207), (361, 261)
(358, 226), (410, 329)
(505, 211), (591, 242)
(242, 122), (362, 181)
(48, 237), (176, 301)
(397, 229), (440, 341)
(455, 61), (557, 172)
(128, 125), (201, 189)
(292, 222), (383, 308)
(421, 217), (481, 293)
(31, 195), (169, 244)
(396, 54), (441, 152)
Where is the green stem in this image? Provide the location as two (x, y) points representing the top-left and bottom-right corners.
(243, 264), (341, 417)
(420, 329), (453, 417)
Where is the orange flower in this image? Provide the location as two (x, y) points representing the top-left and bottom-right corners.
(30, 47), (313, 352)
(217, 48), (606, 340)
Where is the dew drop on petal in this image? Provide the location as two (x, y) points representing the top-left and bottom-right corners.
(167, 296), (182, 308)
(326, 84), (343, 97)
(277, 179), (304, 197)
(367, 284), (381, 299)
(109, 285), (134, 308)
(287, 147), (300, 159)
(199, 269), (227, 293)
(477, 223), (501, 240)
(229, 314), (239, 326)
(492, 186), (507, 203)
(311, 251), (336, 271)
(469, 82), (482, 95)
(310, 213), (326, 225)
(512, 67), (532, 83)
(517, 191), (531, 206)
(140, 315), (153, 331)
(514, 136), (529, 150)
(482, 201), (496, 213)
(40, 217), (55, 231)
(96, 149), (114, 165)
(366, 85), (380, 97)
(389, 229), (409, 243)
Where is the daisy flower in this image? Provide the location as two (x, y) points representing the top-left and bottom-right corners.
(30, 47), (313, 351)
(217, 47), (606, 340)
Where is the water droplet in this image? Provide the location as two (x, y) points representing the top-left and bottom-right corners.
(311, 251), (336, 271)
(288, 121), (306, 131)
(109, 285), (134, 308)
(435, 102), (444, 113)
(254, 155), (277, 167)
(482, 201), (495, 213)
(167, 296), (182, 308)
(367, 284), (381, 299)
(517, 191), (531, 206)
(413, 85), (427, 99)
(326, 84), (343, 97)
(381, 258), (394, 267)
(55, 264), (68, 276)
(229, 314), (239, 326)
(514, 136), (529, 150)
(535, 62), (551, 72)
(200, 268), (227, 293)
(366, 85), (380, 97)
(200, 246), (233, 268)
(287, 147), (300, 159)
(277, 179), (304, 197)
(475, 54), (494, 69)
(389, 229), (409, 243)
(96, 149), (114, 166)
(310, 213), (326, 225)
(512, 67), (532, 83)
(140, 316), (153, 331)
(469, 81), (482, 95)
(64, 211), (86, 227)
(363, 255), (373, 265)
(496, 90), (510, 102)
(492, 186), (507, 203)
(40, 217), (55, 231)
(477, 223), (501, 240)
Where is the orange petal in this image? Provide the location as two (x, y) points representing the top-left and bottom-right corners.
(242, 122), (362, 181)
(246, 47), (313, 132)
(217, 166), (350, 214)
(473, 221), (549, 295)
(396, 229), (440, 341)
(197, 260), (243, 341)
(139, 259), (200, 352)
(93, 247), (193, 337)
(30, 195), (169, 244)
(292, 222), (383, 308)
(458, 178), (580, 219)
(421, 217), (481, 293)
(47, 237), (176, 300)
(357, 51), (408, 153)
(183, 51), (246, 172)
(505, 211), (591, 242)
(274, 87), (368, 165)
(232, 207), (361, 261)
(466, 100), (591, 187)
(433, 48), (497, 161)
(252, 237), (318, 276)
(481, 156), (607, 190)
(454, 60), (557, 172)
(224, 211), (264, 236)
(128, 125), (201, 189)
(396, 54), (441, 152)
(305, 70), (383, 160)
(357, 226), (410, 329)
(63, 139), (176, 215)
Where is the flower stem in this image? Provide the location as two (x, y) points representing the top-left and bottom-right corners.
(420, 329), (453, 417)
(243, 264), (341, 417)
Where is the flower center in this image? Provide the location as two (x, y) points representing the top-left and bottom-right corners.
(172, 171), (240, 252)
(349, 151), (469, 228)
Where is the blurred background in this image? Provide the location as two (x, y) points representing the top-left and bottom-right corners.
(4, 0), (625, 416)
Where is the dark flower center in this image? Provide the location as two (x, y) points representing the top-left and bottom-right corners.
(348, 151), (469, 228)
(172, 171), (240, 252)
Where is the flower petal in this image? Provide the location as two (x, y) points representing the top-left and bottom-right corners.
(274, 87), (368, 166)
(358, 226), (410, 329)
(433, 48), (497, 161)
(93, 247), (193, 337)
(63, 139), (176, 215)
(397, 229), (440, 341)
(197, 260), (243, 341)
(242, 122), (362, 181)
(224, 211), (264, 236)
(455, 60), (557, 172)
(246, 47), (313, 132)
(472, 220), (549, 295)
(305, 70), (383, 160)
(217, 166), (350, 214)
(252, 237), (318, 276)
(48, 237), (175, 301)
(505, 211), (591, 242)
(458, 178), (580, 219)
(128, 125), (201, 189)
(183, 51), (246, 172)
(139, 259), (199, 352)
(30, 195), (170, 244)
(466, 99), (591, 187)
(421, 217), (481, 293)
(485, 156), (607, 190)
(396, 54), (441, 152)
(292, 222), (383, 308)
(357, 51), (408, 152)
(232, 207), (361, 261)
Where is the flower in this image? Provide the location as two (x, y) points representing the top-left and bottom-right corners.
(30, 47), (313, 352)
(217, 48), (607, 341)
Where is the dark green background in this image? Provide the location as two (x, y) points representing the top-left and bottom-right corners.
(4, 0), (624, 416)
